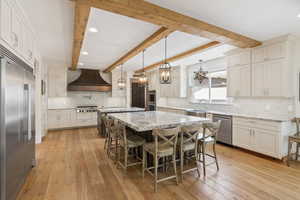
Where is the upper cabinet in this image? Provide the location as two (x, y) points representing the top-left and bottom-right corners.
(227, 49), (251, 97)
(226, 36), (294, 98)
(0, 0), (38, 69)
(160, 66), (187, 98)
(252, 42), (287, 63)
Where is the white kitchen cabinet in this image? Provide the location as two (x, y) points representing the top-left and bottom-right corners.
(0, 0), (12, 46)
(227, 65), (251, 97)
(227, 49), (251, 67)
(48, 109), (98, 130)
(0, 0), (38, 69)
(232, 117), (293, 159)
(22, 23), (34, 64)
(11, 3), (23, 54)
(252, 42), (287, 64)
(160, 66), (187, 98)
(252, 59), (289, 97)
(252, 128), (278, 157)
(147, 70), (159, 91)
(233, 126), (253, 150)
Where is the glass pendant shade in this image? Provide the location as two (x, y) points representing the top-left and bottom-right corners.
(159, 36), (171, 84)
(117, 64), (126, 90)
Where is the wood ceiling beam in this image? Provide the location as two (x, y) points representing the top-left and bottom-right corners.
(85, 0), (261, 48)
(135, 41), (221, 73)
(103, 27), (174, 73)
(71, 1), (91, 71)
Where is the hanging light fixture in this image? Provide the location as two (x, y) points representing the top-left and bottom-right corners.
(159, 36), (172, 84)
(117, 63), (126, 90)
(138, 49), (148, 86)
(194, 60), (208, 84)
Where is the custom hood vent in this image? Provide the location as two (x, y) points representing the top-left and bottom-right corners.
(67, 69), (112, 92)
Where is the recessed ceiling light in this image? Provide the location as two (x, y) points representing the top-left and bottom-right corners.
(89, 27), (98, 33)
(297, 13), (300, 18)
(81, 51), (88, 55)
(78, 62), (84, 66)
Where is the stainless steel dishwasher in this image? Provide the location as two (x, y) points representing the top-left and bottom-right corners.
(212, 114), (232, 145)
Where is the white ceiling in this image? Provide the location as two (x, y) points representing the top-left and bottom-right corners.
(18, 0), (300, 71)
(146, 0), (300, 41)
(79, 8), (234, 71)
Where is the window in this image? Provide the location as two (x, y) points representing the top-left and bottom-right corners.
(193, 70), (227, 102)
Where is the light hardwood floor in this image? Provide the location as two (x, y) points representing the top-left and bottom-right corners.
(17, 128), (300, 200)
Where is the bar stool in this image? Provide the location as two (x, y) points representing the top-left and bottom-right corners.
(179, 124), (202, 180)
(104, 117), (118, 159)
(198, 121), (221, 176)
(142, 126), (180, 192)
(116, 121), (146, 172)
(287, 118), (300, 166)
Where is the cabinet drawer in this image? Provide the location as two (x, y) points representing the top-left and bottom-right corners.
(233, 117), (280, 132)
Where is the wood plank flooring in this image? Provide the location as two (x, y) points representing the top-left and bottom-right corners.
(17, 128), (300, 200)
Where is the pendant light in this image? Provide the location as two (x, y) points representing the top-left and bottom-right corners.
(138, 49), (148, 86)
(194, 60), (208, 84)
(117, 63), (126, 90)
(159, 36), (172, 84)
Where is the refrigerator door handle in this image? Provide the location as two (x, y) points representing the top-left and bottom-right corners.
(24, 84), (31, 141)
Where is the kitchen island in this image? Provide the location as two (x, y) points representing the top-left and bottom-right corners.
(97, 107), (145, 136)
(108, 111), (210, 132)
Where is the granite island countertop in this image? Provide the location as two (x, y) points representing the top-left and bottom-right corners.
(108, 111), (210, 132)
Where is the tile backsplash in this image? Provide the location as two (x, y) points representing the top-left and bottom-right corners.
(159, 97), (295, 120)
(48, 92), (126, 109)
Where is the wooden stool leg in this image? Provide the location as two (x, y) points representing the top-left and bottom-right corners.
(154, 155), (158, 192)
(202, 142), (206, 176)
(173, 154), (179, 185)
(180, 148), (184, 181)
(195, 147), (200, 178)
(287, 140), (292, 167)
(142, 148), (146, 178)
(296, 143), (300, 161)
(213, 142), (219, 171)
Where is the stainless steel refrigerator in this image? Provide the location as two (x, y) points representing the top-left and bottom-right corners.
(0, 45), (35, 200)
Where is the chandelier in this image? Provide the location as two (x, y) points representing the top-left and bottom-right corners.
(117, 63), (126, 90)
(194, 60), (208, 84)
(159, 36), (172, 84)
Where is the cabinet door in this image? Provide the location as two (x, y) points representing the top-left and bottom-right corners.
(23, 24), (34, 64)
(11, 5), (23, 53)
(264, 60), (282, 97)
(227, 54), (240, 67)
(265, 42), (286, 60)
(233, 126), (253, 150)
(252, 47), (265, 64)
(239, 51), (251, 66)
(227, 67), (240, 97)
(253, 129), (278, 157)
(239, 65), (251, 96)
(0, 0), (12, 46)
(252, 63), (265, 96)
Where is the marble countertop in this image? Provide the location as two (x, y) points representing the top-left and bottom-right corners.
(98, 107), (145, 113)
(157, 105), (292, 122)
(108, 111), (210, 132)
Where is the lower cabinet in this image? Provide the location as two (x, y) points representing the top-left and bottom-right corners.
(232, 117), (289, 159)
(48, 109), (97, 130)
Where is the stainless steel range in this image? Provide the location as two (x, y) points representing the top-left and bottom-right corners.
(76, 105), (98, 113)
